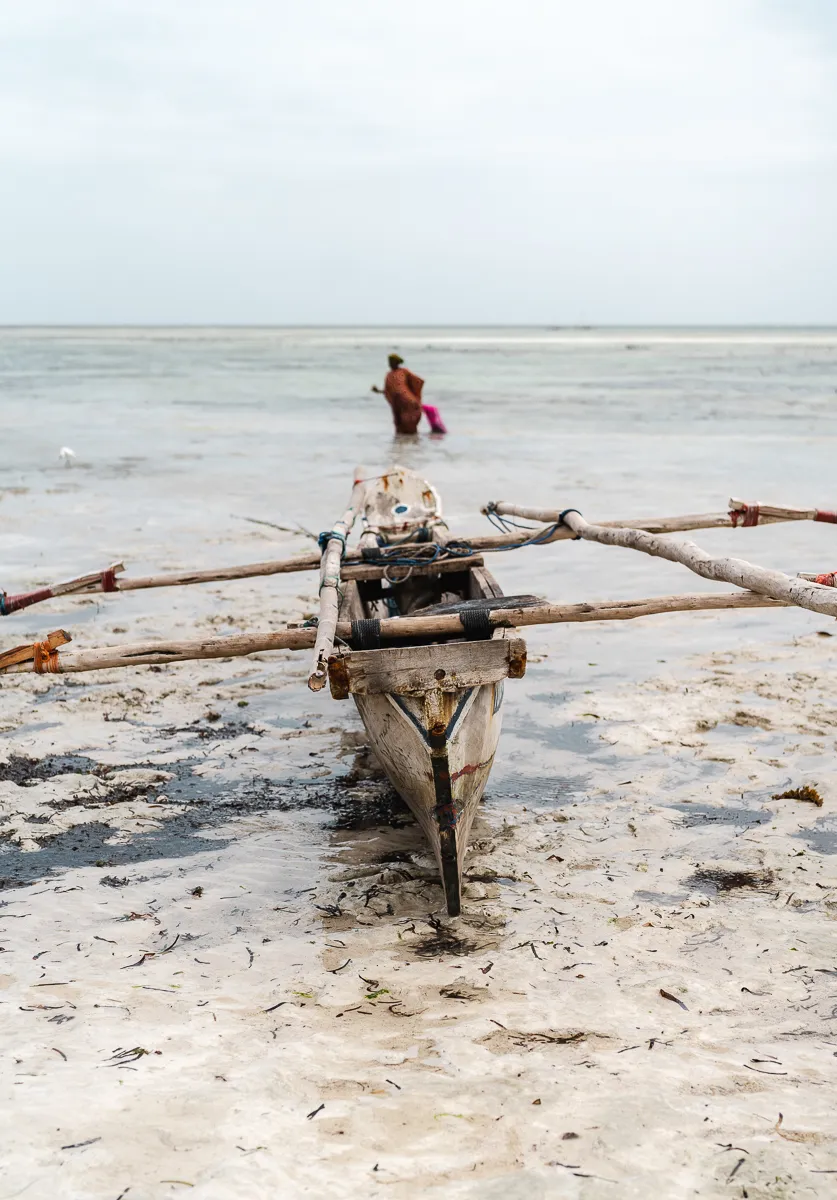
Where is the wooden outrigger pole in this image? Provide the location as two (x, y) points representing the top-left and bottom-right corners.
(5, 493), (837, 678)
(5, 498), (835, 617)
(0, 591), (790, 676)
(484, 500), (837, 616)
(0, 564), (124, 615)
(307, 473), (369, 691)
(484, 499), (837, 532)
(541, 510), (837, 614)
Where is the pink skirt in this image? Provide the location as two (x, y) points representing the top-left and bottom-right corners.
(422, 404), (447, 434)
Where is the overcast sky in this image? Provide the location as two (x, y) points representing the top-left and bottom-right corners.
(2, 1), (836, 324)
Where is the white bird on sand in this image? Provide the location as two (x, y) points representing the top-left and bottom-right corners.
(58, 447), (76, 467)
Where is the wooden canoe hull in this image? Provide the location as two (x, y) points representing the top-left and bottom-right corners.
(330, 628), (526, 916)
(328, 468), (526, 916)
(352, 665), (507, 916)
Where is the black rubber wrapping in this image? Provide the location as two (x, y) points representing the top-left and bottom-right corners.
(352, 618), (382, 650)
(558, 508), (583, 541)
(460, 608), (493, 640)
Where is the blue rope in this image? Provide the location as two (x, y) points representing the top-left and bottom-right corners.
(319, 505), (578, 571)
(367, 538), (480, 569)
(490, 523), (563, 550)
(370, 542), (444, 568)
(483, 501), (566, 549)
(318, 530), (347, 557)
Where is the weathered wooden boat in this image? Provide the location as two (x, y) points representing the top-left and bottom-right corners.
(325, 468), (529, 916)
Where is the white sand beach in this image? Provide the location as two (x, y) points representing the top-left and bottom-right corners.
(2, 568), (837, 1199)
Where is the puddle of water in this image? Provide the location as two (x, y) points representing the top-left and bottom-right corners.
(794, 819), (837, 856)
(527, 691), (575, 706)
(503, 717), (606, 755)
(484, 774), (588, 809)
(12, 720), (62, 735)
(633, 889), (690, 905)
(0, 817), (231, 890)
(709, 722), (773, 739)
(671, 802), (770, 829)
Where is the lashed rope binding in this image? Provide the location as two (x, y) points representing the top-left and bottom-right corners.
(460, 608), (493, 640)
(318, 530), (347, 556)
(0, 630), (70, 674)
(731, 502), (837, 528)
(33, 639), (61, 673)
(730, 503), (760, 528)
(351, 618), (382, 650)
(483, 501), (566, 548)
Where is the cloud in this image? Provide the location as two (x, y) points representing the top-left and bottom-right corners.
(1, 1), (835, 322)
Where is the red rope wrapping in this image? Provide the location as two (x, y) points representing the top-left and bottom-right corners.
(815, 510), (837, 524)
(815, 572), (837, 587)
(33, 640), (61, 673)
(100, 568), (117, 592)
(1, 588), (54, 615)
(729, 503), (760, 528)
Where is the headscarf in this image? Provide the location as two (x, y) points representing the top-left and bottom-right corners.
(388, 353), (404, 369)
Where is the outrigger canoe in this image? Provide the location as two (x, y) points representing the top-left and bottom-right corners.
(325, 469), (530, 916)
(8, 468), (827, 912)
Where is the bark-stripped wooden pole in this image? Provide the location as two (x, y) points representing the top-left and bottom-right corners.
(105, 556), (321, 590)
(556, 510), (837, 618)
(0, 591), (788, 676)
(486, 498), (837, 533)
(485, 504), (738, 534)
(1, 564), (124, 615)
(727, 499), (837, 526)
(307, 473), (369, 691)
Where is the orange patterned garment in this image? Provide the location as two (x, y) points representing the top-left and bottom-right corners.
(384, 367), (424, 434)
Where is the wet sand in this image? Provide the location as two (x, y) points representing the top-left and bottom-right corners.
(2, 570), (837, 1199)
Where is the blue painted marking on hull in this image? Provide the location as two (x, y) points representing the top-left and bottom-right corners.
(390, 688), (476, 744)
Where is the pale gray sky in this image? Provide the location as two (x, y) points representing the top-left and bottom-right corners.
(2, 0), (835, 324)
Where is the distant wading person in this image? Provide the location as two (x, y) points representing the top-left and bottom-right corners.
(372, 354), (423, 435)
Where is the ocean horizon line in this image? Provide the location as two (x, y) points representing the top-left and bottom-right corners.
(2, 321), (837, 331)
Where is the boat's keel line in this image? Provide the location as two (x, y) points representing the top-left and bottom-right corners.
(383, 685), (491, 917)
(428, 721), (460, 918)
